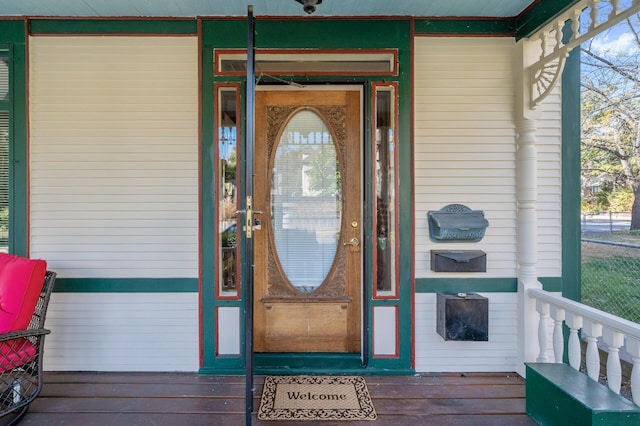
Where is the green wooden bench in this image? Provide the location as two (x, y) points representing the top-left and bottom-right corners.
(526, 363), (640, 425)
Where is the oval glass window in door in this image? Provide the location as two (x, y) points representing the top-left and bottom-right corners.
(271, 110), (342, 293)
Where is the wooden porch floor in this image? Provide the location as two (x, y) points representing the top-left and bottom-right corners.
(19, 372), (535, 425)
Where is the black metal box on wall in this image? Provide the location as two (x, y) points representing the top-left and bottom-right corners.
(436, 293), (488, 341)
(430, 250), (486, 272)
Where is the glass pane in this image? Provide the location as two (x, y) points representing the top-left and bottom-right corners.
(375, 87), (396, 295)
(0, 53), (8, 101)
(271, 110), (341, 293)
(217, 51), (395, 75)
(0, 111), (8, 253)
(218, 88), (239, 295)
(222, 60), (391, 73)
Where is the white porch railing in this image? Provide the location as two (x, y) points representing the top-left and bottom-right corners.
(529, 288), (640, 406)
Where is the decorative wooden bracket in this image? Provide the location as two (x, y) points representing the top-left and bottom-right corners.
(530, 0), (640, 109)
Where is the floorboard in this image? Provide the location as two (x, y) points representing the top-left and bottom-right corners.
(16, 372), (536, 425)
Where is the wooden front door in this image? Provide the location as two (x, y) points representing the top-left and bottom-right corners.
(253, 88), (362, 353)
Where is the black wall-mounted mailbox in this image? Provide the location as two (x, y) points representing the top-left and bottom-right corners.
(431, 250), (486, 272)
(428, 204), (489, 242)
(436, 293), (488, 341)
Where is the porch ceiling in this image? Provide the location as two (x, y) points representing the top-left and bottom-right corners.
(0, 0), (538, 18)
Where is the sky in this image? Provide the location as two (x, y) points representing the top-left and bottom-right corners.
(592, 30), (639, 56)
(586, 0), (639, 57)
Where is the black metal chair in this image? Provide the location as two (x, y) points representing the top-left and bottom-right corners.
(0, 271), (56, 425)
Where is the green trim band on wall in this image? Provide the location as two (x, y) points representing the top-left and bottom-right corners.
(54, 277), (561, 294)
(416, 278), (517, 293)
(255, 19), (410, 49)
(0, 20), (26, 43)
(414, 19), (515, 36)
(202, 18), (411, 49)
(415, 277), (562, 293)
(28, 19), (198, 35)
(53, 278), (198, 293)
(202, 19), (246, 49)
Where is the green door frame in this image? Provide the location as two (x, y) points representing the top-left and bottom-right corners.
(0, 20), (28, 257)
(201, 18), (413, 374)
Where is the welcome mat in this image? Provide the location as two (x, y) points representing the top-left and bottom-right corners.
(257, 375), (377, 421)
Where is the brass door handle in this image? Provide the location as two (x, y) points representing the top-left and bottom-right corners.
(344, 237), (360, 247)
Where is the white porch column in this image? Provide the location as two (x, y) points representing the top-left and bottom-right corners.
(516, 118), (543, 374)
(516, 118), (538, 284)
(515, 40), (543, 376)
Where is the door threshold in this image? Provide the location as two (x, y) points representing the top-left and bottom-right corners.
(254, 353), (363, 374)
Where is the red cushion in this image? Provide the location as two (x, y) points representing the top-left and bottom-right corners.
(0, 254), (47, 333)
(0, 339), (37, 372)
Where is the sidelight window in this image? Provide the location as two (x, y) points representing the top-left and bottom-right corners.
(216, 85), (240, 298)
(373, 83), (398, 298)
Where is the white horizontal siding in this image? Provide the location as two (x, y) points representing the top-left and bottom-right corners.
(535, 90), (563, 277)
(414, 293), (519, 372)
(413, 37), (562, 278)
(29, 36), (199, 278)
(414, 37), (517, 278)
(44, 293), (199, 372)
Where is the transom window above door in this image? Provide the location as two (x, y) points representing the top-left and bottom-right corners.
(215, 49), (397, 75)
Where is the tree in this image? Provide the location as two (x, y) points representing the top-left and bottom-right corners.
(307, 143), (341, 198)
(581, 12), (640, 229)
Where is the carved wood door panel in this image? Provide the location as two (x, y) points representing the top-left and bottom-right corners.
(254, 89), (362, 353)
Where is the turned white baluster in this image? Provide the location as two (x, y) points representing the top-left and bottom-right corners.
(528, 287), (640, 405)
(626, 337), (640, 406)
(551, 306), (565, 363)
(603, 328), (625, 394)
(583, 320), (603, 381)
(536, 300), (550, 362)
(565, 313), (583, 370)
(571, 9), (581, 42)
(633, 356), (640, 406)
(589, 0), (601, 31)
(539, 32), (548, 60)
(610, 0), (621, 17)
(554, 21), (564, 51)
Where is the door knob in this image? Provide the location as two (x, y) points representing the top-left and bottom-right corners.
(344, 237), (360, 247)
